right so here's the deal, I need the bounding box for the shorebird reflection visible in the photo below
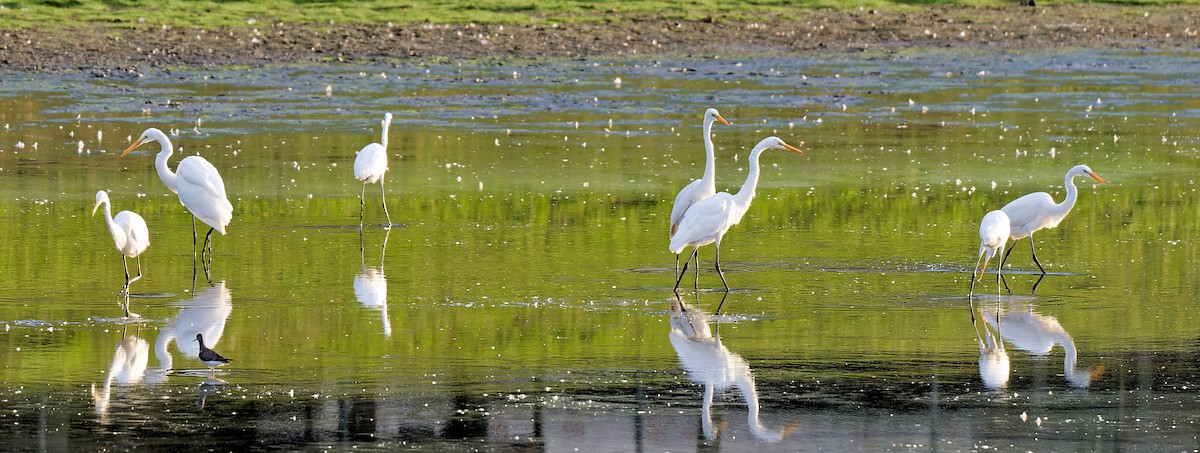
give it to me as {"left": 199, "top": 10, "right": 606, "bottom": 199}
{"left": 151, "top": 281, "right": 233, "bottom": 381}
{"left": 980, "top": 302, "right": 1104, "bottom": 388}
{"left": 668, "top": 293, "right": 798, "bottom": 443}
{"left": 197, "top": 377, "right": 227, "bottom": 411}
{"left": 91, "top": 326, "right": 150, "bottom": 423}
{"left": 355, "top": 229, "right": 391, "bottom": 337}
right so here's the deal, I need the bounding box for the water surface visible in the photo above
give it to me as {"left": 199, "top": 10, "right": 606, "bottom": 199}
{"left": 1, "top": 50, "right": 1199, "bottom": 450}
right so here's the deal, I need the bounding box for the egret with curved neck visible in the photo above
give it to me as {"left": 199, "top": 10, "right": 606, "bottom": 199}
{"left": 970, "top": 210, "right": 1009, "bottom": 296}
{"left": 669, "top": 108, "right": 730, "bottom": 276}
{"left": 354, "top": 112, "right": 394, "bottom": 229}
{"left": 670, "top": 136, "right": 803, "bottom": 291}
{"left": 122, "top": 128, "right": 232, "bottom": 273}
{"left": 999, "top": 164, "right": 1106, "bottom": 274}
{"left": 92, "top": 190, "right": 150, "bottom": 317}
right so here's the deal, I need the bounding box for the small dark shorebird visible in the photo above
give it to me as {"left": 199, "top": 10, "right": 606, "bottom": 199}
{"left": 193, "top": 333, "right": 231, "bottom": 377}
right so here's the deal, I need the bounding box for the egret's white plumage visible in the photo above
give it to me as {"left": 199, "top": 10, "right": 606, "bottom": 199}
{"left": 354, "top": 112, "right": 393, "bottom": 227}
{"left": 92, "top": 190, "right": 149, "bottom": 316}
{"left": 122, "top": 128, "right": 232, "bottom": 262}
{"left": 970, "top": 210, "right": 1009, "bottom": 296}
{"left": 668, "top": 108, "right": 730, "bottom": 277}
{"left": 999, "top": 164, "right": 1106, "bottom": 273}
{"left": 93, "top": 190, "right": 150, "bottom": 260}
{"left": 670, "top": 136, "right": 803, "bottom": 291}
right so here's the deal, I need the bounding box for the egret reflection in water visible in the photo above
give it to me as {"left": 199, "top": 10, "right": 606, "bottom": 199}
{"left": 355, "top": 229, "right": 391, "bottom": 337}
{"left": 152, "top": 281, "right": 233, "bottom": 379}
{"left": 91, "top": 326, "right": 150, "bottom": 423}
{"left": 668, "top": 293, "right": 798, "bottom": 443}
{"left": 980, "top": 302, "right": 1105, "bottom": 388}
{"left": 970, "top": 297, "right": 1010, "bottom": 390}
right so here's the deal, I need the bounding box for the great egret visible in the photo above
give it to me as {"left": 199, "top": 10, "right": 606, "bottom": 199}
{"left": 122, "top": 128, "right": 233, "bottom": 268}
{"left": 92, "top": 190, "right": 150, "bottom": 315}
{"left": 354, "top": 112, "right": 394, "bottom": 228}
{"left": 669, "top": 108, "right": 730, "bottom": 276}
{"left": 970, "top": 210, "right": 1009, "bottom": 296}
{"left": 194, "top": 333, "right": 230, "bottom": 378}
{"left": 670, "top": 136, "right": 803, "bottom": 291}
{"left": 1000, "top": 164, "right": 1106, "bottom": 273}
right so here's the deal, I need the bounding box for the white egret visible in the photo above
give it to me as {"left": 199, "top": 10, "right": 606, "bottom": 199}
{"left": 122, "top": 128, "right": 232, "bottom": 268}
{"left": 970, "top": 210, "right": 1009, "bottom": 296}
{"left": 670, "top": 136, "right": 803, "bottom": 291}
{"left": 354, "top": 112, "right": 394, "bottom": 228}
{"left": 669, "top": 108, "right": 730, "bottom": 276}
{"left": 194, "top": 333, "right": 230, "bottom": 378}
{"left": 92, "top": 190, "right": 150, "bottom": 315}
{"left": 1000, "top": 164, "right": 1106, "bottom": 273}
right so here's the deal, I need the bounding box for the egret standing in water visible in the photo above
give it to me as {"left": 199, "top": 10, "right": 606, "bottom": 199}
{"left": 970, "top": 210, "right": 1010, "bottom": 296}
{"left": 354, "top": 112, "right": 394, "bottom": 229}
{"left": 670, "top": 136, "right": 804, "bottom": 291}
{"left": 999, "top": 164, "right": 1107, "bottom": 273}
{"left": 122, "top": 128, "right": 232, "bottom": 271}
{"left": 92, "top": 190, "right": 150, "bottom": 317}
{"left": 669, "top": 108, "right": 730, "bottom": 276}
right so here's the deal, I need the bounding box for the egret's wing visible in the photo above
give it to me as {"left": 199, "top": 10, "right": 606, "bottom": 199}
{"left": 1000, "top": 192, "right": 1053, "bottom": 230}
{"left": 354, "top": 143, "right": 388, "bottom": 182}
{"left": 669, "top": 178, "right": 708, "bottom": 236}
{"left": 176, "top": 156, "right": 233, "bottom": 233}
{"left": 669, "top": 194, "right": 734, "bottom": 253}
{"left": 115, "top": 211, "right": 151, "bottom": 254}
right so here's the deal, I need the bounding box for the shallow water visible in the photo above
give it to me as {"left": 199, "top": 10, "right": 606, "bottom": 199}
{"left": 1, "top": 49, "right": 1199, "bottom": 450}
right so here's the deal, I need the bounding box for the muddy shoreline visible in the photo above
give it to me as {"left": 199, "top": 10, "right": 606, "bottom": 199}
{"left": 2, "top": 4, "right": 1198, "bottom": 72}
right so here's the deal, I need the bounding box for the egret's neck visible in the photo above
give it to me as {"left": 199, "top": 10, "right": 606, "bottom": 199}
{"left": 701, "top": 118, "right": 717, "bottom": 187}
{"left": 739, "top": 372, "right": 782, "bottom": 442}
{"left": 381, "top": 120, "right": 391, "bottom": 150}
{"left": 1056, "top": 172, "right": 1081, "bottom": 217}
{"left": 154, "top": 138, "right": 179, "bottom": 194}
{"left": 733, "top": 150, "right": 764, "bottom": 206}
{"left": 100, "top": 200, "right": 117, "bottom": 231}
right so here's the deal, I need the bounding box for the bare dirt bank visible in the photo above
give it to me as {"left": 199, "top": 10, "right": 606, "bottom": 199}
{"left": 2, "top": 4, "right": 1198, "bottom": 72}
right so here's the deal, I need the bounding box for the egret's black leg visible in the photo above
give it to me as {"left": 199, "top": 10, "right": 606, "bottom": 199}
{"left": 201, "top": 228, "right": 215, "bottom": 282}
{"left": 1000, "top": 238, "right": 1017, "bottom": 269}
{"left": 1028, "top": 235, "right": 1046, "bottom": 274}
{"left": 714, "top": 245, "right": 729, "bottom": 292}
{"left": 359, "top": 182, "right": 367, "bottom": 228}
{"left": 675, "top": 254, "right": 680, "bottom": 279}
{"left": 693, "top": 254, "right": 701, "bottom": 291}
{"left": 674, "top": 248, "right": 698, "bottom": 292}
{"left": 192, "top": 216, "right": 198, "bottom": 256}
